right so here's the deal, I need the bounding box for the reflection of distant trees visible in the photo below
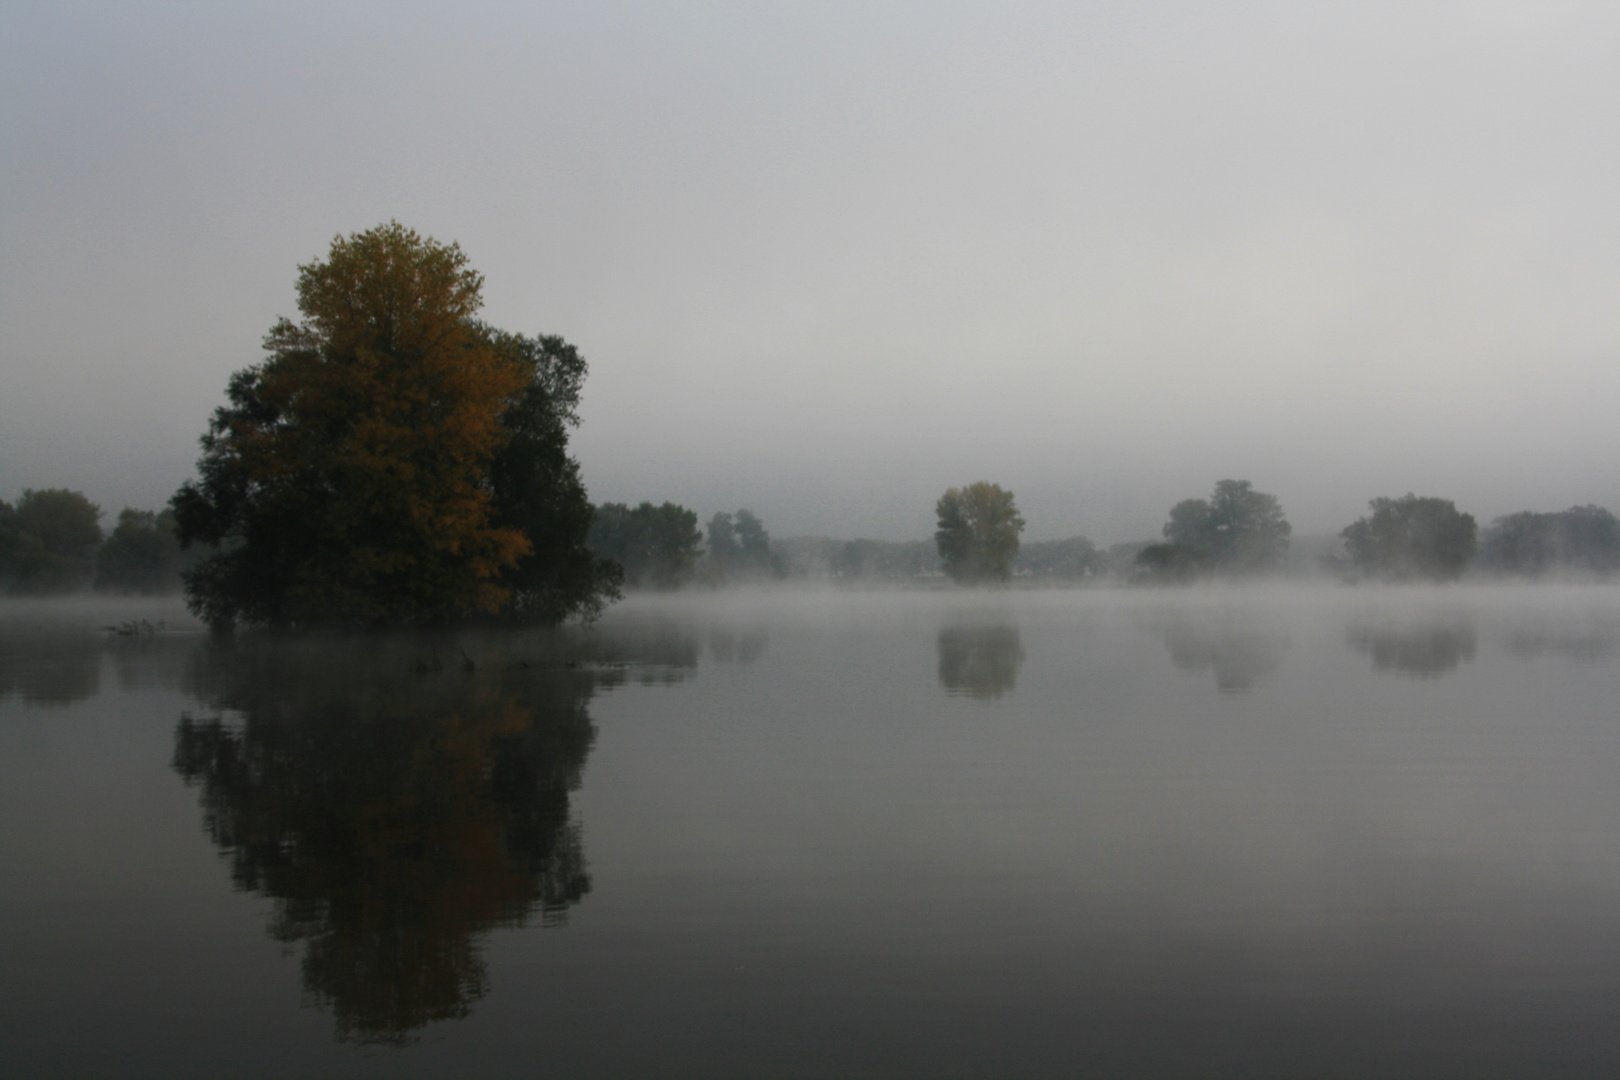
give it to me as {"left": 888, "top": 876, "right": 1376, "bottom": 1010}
{"left": 938, "top": 624, "right": 1025, "bottom": 699}
{"left": 576, "top": 618, "right": 702, "bottom": 686}
{"left": 709, "top": 627, "right": 768, "bottom": 665}
{"left": 172, "top": 629, "right": 688, "bottom": 1046}
{"left": 0, "top": 627, "right": 197, "bottom": 706}
{"left": 1504, "top": 621, "right": 1618, "bottom": 664}
{"left": 1348, "top": 619, "right": 1477, "bottom": 677}
{"left": 1161, "top": 619, "right": 1289, "bottom": 693}
{"left": 0, "top": 631, "right": 102, "bottom": 706}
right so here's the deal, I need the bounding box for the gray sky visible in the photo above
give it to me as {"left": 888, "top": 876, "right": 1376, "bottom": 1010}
{"left": 2, "top": 2, "right": 1616, "bottom": 543}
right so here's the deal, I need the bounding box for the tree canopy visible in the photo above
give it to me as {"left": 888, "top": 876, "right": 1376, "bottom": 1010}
{"left": 935, "top": 482, "right": 1025, "bottom": 583}
{"left": 484, "top": 333, "right": 622, "bottom": 621}
{"left": 1341, "top": 494, "right": 1476, "bottom": 581}
{"left": 705, "top": 509, "right": 779, "bottom": 581}
{"left": 589, "top": 501, "right": 703, "bottom": 589}
{"left": 1479, "top": 505, "right": 1620, "bottom": 578}
{"left": 171, "top": 223, "right": 618, "bottom": 630}
{"left": 1138, "top": 479, "right": 1290, "bottom": 580}
{"left": 0, "top": 489, "right": 102, "bottom": 594}
{"left": 94, "top": 507, "right": 184, "bottom": 594}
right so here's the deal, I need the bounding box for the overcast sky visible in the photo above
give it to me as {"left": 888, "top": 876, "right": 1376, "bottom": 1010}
{"left": 2, "top": 2, "right": 1616, "bottom": 542}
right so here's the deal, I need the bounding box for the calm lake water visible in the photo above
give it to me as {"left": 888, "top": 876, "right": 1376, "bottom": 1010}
{"left": 3, "top": 586, "right": 1620, "bottom": 1078}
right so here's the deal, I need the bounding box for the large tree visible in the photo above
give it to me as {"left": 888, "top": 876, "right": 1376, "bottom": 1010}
{"left": 704, "top": 508, "right": 778, "bottom": 581}
{"left": 1138, "top": 479, "right": 1290, "bottom": 580}
{"left": 1341, "top": 494, "right": 1476, "bottom": 581}
{"left": 171, "top": 223, "right": 617, "bottom": 630}
{"left": 935, "top": 482, "right": 1025, "bottom": 583}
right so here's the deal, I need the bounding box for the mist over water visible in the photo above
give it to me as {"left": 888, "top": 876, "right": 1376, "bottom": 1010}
{"left": 4, "top": 4, "right": 1617, "bottom": 1074}
{"left": 5, "top": 584, "right": 1620, "bottom": 1076}
{"left": 5, "top": 5, "right": 1618, "bottom": 539}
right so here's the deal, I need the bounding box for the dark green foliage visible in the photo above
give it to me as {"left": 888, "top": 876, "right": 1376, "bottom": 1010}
{"left": 1341, "top": 494, "right": 1476, "bottom": 581}
{"left": 705, "top": 509, "right": 780, "bottom": 581}
{"left": 170, "top": 224, "right": 615, "bottom": 630}
{"left": 485, "top": 332, "right": 623, "bottom": 622}
{"left": 588, "top": 501, "right": 703, "bottom": 589}
{"left": 935, "top": 482, "right": 1025, "bottom": 583}
{"left": 170, "top": 365, "right": 317, "bottom": 629}
{"left": 1479, "top": 505, "right": 1620, "bottom": 578}
{"left": 94, "top": 508, "right": 185, "bottom": 594}
{"left": 172, "top": 634, "right": 602, "bottom": 1044}
{"left": 0, "top": 500, "right": 22, "bottom": 590}
{"left": 0, "top": 489, "right": 103, "bottom": 594}
{"left": 1140, "top": 480, "right": 1290, "bottom": 581}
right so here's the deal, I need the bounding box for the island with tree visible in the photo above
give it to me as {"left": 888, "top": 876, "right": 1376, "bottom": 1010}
{"left": 168, "top": 223, "right": 620, "bottom": 631}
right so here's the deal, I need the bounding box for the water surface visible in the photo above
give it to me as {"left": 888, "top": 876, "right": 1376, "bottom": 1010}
{"left": 3, "top": 587, "right": 1619, "bottom": 1077}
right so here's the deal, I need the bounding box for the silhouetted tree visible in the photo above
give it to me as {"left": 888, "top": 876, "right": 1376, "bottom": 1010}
{"left": 1479, "top": 505, "right": 1620, "bottom": 578}
{"left": 484, "top": 332, "right": 622, "bottom": 621}
{"left": 94, "top": 508, "right": 183, "bottom": 594}
{"left": 170, "top": 223, "right": 616, "bottom": 630}
{"left": 0, "top": 489, "right": 102, "bottom": 594}
{"left": 935, "top": 482, "right": 1025, "bottom": 583}
{"left": 589, "top": 501, "right": 703, "bottom": 588}
{"left": 0, "top": 499, "right": 23, "bottom": 592}
{"left": 1138, "top": 480, "right": 1290, "bottom": 581}
{"left": 1341, "top": 494, "right": 1476, "bottom": 581}
{"left": 1134, "top": 540, "right": 1206, "bottom": 584}
{"left": 704, "top": 509, "right": 779, "bottom": 581}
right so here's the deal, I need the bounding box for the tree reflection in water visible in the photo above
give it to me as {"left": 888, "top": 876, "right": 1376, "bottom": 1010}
{"left": 1348, "top": 617, "right": 1477, "bottom": 677}
{"left": 0, "top": 626, "right": 195, "bottom": 706}
{"left": 0, "top": 630, "right": 103, "bottom": 706}
{"left": 172, "top": 629, "right": 692, "bottom": 1045}
{"left": 1156, "top": 612, "right": 1290, "bottom": 693}
{"left": 1504, "top": 619, "right": 1618, "bottom": 664}
{"left": 937, "top": 623, "right": 1025, "bottom": 699}
{"left": 709, "top": 626, "right": 769, "bottom": 665}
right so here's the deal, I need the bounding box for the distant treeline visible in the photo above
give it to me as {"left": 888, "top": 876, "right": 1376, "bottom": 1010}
{"left": 0, "top": 489, "right": 198, "bottom": 596}
{"left": 8, "top": 482, "right": 1617, "bottom": 600}
{"left": 584, "top": 484, "right": 1620, "bottom": 591}
{"left": 586, "top": 502, "right": 782, "bottom": 589}
{"left": 1135, "top": 483, "right": 1620, "bottom": 584}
